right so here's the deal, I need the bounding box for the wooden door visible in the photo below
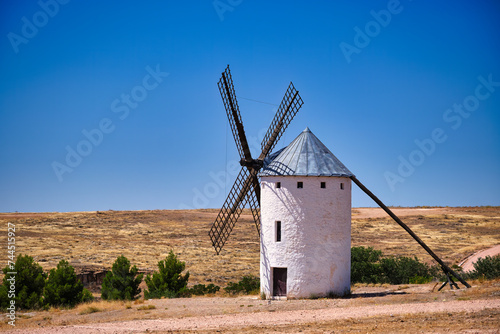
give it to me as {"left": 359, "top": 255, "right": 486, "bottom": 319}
{"left": 273, "top": 268, "right": 287, "bottom": 296}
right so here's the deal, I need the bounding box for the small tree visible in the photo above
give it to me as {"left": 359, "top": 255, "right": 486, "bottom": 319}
{"left": 144, "top": 251, "right": 190, "bottom": 299}
{"left": 1, "top": 255, "right": 46, "bottom": 309}
{"left": 44, "top": 260, "right": 93, "bottom": 307}
{"left": 101, "top": 255, "right": 143, "bottom": 301}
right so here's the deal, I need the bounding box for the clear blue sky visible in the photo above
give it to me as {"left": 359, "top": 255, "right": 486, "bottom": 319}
{"left": 1, "top": 1, "right": 499, "bottom": 212}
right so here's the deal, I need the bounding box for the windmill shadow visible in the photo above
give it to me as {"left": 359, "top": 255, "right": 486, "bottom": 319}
{"left": 260, "top": 161, "right": 295, "bottom": 176}
{"left": 348, "top": 290, "right": 407, "bottom": 299}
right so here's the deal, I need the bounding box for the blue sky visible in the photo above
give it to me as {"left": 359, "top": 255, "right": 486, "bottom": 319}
{"left": 1, "top": 1, "right": 499, "bottom": 212}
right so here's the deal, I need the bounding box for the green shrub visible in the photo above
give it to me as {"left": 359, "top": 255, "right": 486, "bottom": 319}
{"left": 351, "top": 246, "right": 383, "bottom": 284}
{"left": 224, "top": 275, "right": 260, "bottom": 295}
{"left": 81, "top": 288, "right": 94, "bottom": 303}
{"left": 468, "top": 255, "right": 500, "bottom": 280}
{"left": 144, "top": 251, "right": 190, "bottom": 299}
{"left": 101, "top": 255, "right": 143, "bottom": 301}
{"left": 350, "top": 246, "right": 438, "bottom": 285}
{"left": 44, "top": 260, "right": 93, "bottom": 307}
{"left": 409, "top": 275, "right": 434, "bottom": 284}
{"left": 0, "top": 255, "right": 46, "bottom": 310}
{"left": 189, "top": 283, "right": 220, "bottom": 296}
{"left": 380, "top": 256, "right": 434, "bottom": 285}
{"left": 0, "top": 285, "right": 7, "bottom": 309}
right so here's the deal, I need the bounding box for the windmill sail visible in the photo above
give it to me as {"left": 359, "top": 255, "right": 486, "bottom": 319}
{"left": 208, "top": 66, "right": 303, "bottom": 254}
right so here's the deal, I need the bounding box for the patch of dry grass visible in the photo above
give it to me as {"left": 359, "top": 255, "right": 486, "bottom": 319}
{"left": 79, "top": 305, "right": 102, "bottom": 315}
{"left": 74, "top": 300, "right": 125, "bottom": 315}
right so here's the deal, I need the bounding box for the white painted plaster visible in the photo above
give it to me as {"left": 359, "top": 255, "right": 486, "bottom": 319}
{"left": 260, "top": 176, "right": 351, "bottom": 299}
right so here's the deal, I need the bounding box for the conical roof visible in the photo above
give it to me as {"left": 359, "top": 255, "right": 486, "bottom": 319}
{"left": 259, "top": 127, "right": 353, "bottom": 177}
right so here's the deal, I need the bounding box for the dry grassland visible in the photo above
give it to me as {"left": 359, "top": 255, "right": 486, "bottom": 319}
{"left": 0, "top": 207, "right": 499, "bottom": 333}
{"left": 1, "top": 207, "right": 498, "bottom": 287}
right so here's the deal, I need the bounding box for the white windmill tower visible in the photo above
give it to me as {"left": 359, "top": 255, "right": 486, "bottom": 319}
{"left": 208, "top": 65, "right": 470, "bottom": 300}
{"left": 258, "top": 127, "right": 353, "bottom": 298}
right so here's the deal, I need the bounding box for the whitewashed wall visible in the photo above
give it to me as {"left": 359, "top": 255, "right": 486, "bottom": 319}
{"left": 260, "top": 176, "right": 351, "bottom": 299}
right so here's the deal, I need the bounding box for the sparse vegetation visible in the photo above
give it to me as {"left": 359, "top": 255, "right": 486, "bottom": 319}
{"left": 189, "top": 283, "right": 220, "bottom": 296}
{"left": 224, "top": 275, "right": 260, "bottom": 295}
{"left": 101, "top": 255, "right": 143, "bottom": 301}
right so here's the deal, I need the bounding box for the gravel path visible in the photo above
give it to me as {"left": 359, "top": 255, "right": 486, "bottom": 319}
{"left": 6, "top": 299, "right": 499, "bottom": 334}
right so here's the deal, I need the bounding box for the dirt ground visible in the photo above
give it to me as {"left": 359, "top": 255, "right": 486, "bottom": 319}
{"left": 2, "top": 279, "right": 499, "bottom": 333}
{"left": 0, "top": 207, "right": 499, "bottom": 333}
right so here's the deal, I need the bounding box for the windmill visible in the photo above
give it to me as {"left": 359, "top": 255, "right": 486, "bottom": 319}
{"left": 209, "top": 65, "right": 469, "bottom": 293}
{"left": 208, "top": 65, "right": 303, "bottom": 255}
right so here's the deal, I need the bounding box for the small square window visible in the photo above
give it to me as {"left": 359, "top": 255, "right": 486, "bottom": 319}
{"left": 340, "top": 183, "right": 344, "bottom": 190}
{"left": 320, "top": 182, "right": 326, "bottom": 189}
{"left": 297, "top": 181, "right": 303, "bottom": 189}
{"left": 276, "top": 182, "right": 281, "bottom": 189}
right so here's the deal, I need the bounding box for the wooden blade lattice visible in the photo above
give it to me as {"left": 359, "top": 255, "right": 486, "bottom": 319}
{"left": 208, "top": 167, "right": 258, "bottom": 254}
{"left": 247, "top": 177, "right": 261, "bottom": 235}
{"left": 218, "top": 66, "right": 252, "bottom": 162}
{"left": 209, "top": 67, "right": 303, "bottom": 255}
{"left": 260, "top": 82, "right": 303, "bottom": 158}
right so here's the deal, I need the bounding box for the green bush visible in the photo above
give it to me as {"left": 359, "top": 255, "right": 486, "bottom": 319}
{"left": 0, "top": 255, "right": 46, "bottom": 310}
{"left": 144, "top": 251, "right": 190, "bottom": 299}
{"left": 380, "top": 256, "right": 434, "bottom": 285}
{"left": 224, "top": 275, "right": 260, "bottom": 295}
{"left": 350, "top": 246, "right": 438, "bottom": 285}
{"left": 44, "top": 260, "right": 93, "bottom": 307}
{"left": 468, "top": 255, "right": 500, "bottom": 280}
{"left": 81, "top": 288, "right": 94, "bottom": 303}
{"left": 101, "top": 255, "right": 143, "bottom": 301}
{"left": 189, "top": 283, "right": 220, "bottom": 296}
{"left": 0, "top": 285, "right": 7, "bottom": 309}
{"left": 351, "top": 246, "right": 384, "bottom": 284}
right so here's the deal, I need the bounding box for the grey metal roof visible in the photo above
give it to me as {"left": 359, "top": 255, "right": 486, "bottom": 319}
{"left": 259, "top": 127, "right": 353, "bottom": 177}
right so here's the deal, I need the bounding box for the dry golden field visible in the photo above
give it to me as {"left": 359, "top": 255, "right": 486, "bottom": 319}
{"left": 0, "top": 206, "right": 499, "bottom": 287}
{"left": 0, "top": 207, "right": 499, "bottom": 333}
